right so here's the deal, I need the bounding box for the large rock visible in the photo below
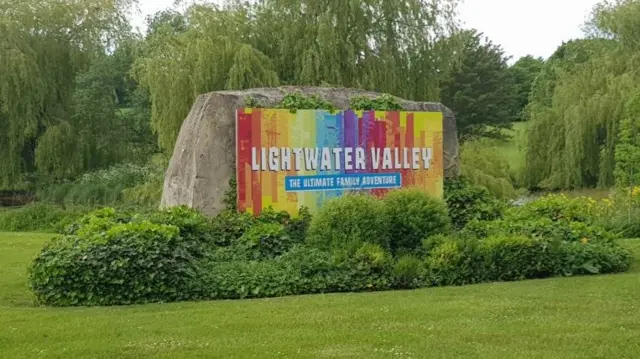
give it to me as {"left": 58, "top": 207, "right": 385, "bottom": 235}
{"left": 160, "top": 86, "right": 459, "bottom": 217}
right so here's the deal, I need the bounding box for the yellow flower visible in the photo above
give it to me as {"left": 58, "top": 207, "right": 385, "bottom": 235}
{"left": 580, "top": 237, "right": 589, "bottom": 244}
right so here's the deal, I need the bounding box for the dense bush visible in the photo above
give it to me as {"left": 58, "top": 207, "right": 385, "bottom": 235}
{"left": 29, "top": 221, "right": 202, "bottom": 306}
{"left": 424, "top": 234, "right": 632, "bottom": 287}
{"left": 198, "top": 243, "right": 394, "bottom": 300}
{"left": 307, "top": 194, "right": 388, "bottom": 251}
{"left": 237, "top": 222, "right": 295, "bottom": 260}
{"left": 444, "top": 177, "right": 505, "bottom": 229}
{"left": 0, "top": 203, "right": 86, "bottom": 233}
{"left": 459, "top": 139, "right": 518, "bottom": 199}
{"left": 26, "top": 190, "right": 636, "bottom": 307}
{"left": 382, "top": 188, "right": 450, "bottom": 254}
{"left": 465, "top": 217, "right": 618, "bottom": 244}
{"left": 37, "top": 162, "right": 158, "bottom": 207}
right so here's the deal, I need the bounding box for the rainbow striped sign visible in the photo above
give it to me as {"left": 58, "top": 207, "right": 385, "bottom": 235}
{"left": 236, "top": 108, "right": 443, "bottom": 215}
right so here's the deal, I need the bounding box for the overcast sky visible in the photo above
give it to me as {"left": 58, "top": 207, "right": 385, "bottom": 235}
{"left": 131, "top": 0, "right": 602, "bottom": 61}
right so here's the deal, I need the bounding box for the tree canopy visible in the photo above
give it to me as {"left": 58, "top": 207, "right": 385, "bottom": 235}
{"left": 439, "top": 29, "right": 518, "bottom": 141}
{"left": 524, "top": 0, "right": 640, "bottom": 190}
{"left": 133, "top": 0, "right": 462, "bottom": 151}
{"left": 0, "top": 0, "right": 135, "bottom": 188}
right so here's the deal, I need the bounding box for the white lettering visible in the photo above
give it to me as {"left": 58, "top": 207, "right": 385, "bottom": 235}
{"left": 403, "top": 148, "right": 411, "bottom": 169}
{"left": 422, "top": 148, "right": 432, "bottom": 169}
{"left": 251, "top": 147, "right": 260, "bottom": 170}
{"left": 332, "top": 148, "right": 343, "bottom": 170}
{"left": 344, "top": 147, "right": 353, "bottom": 170}
{"left": 293, "top": 148, "right": 303, "bottom": 171}
{"left": 303, "top": 148, "right": 318, "bottom": 171}
{"left": 412, "top": 148, "right": 420, "bottom": 169}
{"left": 382, "top": 148, "right": 393, "bottom": 169}
{"left": 269, "top": 147, "right": 279, "bottom": 171}
{"left": 371, "top": 148, "right": 381, "bottom": 170}
{"left": 281, "top": 148, "right": 291, "bottom": 171}
{"left": 355, "top": 148, "right": 366, "bottom": 170}
{"left": 393, "top": 148, "right": 402, "bottom": 169}
{"left": 320, "top": 148, "right": 332, "bottom": 171}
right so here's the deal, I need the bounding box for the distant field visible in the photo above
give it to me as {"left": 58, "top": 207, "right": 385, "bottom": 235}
{"left": 499, "top": 121, "right": 528, "bottom": 175}
{"left": 1, "top": 232, "right": 639, "bottom": 359}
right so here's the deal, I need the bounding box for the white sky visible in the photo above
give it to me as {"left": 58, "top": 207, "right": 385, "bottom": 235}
{"left": 131, "top": 0, "right": 602, "bottom": 61}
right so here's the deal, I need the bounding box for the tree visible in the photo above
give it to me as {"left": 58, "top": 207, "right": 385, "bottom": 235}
{"left": 439, "top": 29, "right": 519, "bottom": 141}
{"left": 508, "top": 55, "right": 544, "bottom": 120}
{"left": 134, "top": 0, "right": 462, "bottom": 152}
{"left": 523, "top": 0, "right": 640, "bottom": 190}
{"left": 0, "top": 0, "right": 134, "bottom": 188}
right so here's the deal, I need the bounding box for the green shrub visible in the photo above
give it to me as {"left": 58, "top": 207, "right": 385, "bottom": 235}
{"left": 459, "top": 139, "right": 518, "bottom": 199}
{"left": 425, "top": 238, "right": 486, "bottom": 286}
{"left": 307, "top": 193, "right": 388, "bottom": 251}
{"left": 197, "top": 243, "right": 394, "bottom": 300}
{"left": 29, "top": 221, "right": 202, "bottom": 306}
{"left": 382, "top": 188, "right": 450, "bottom": 254}
{"left": 512, "top": 194, "right": 597, "bottom": 223}
{"left": 145, "top": 206, "right": 214, "bottom": 243}
{"left": 237, "top": 222, "right": 294, "bottom": 260}
{"left": 210, "top": 210, "right": 257, "bottom": 247}
{"left": 466, "top": 217, "right": 618, "bottom": 244}
{"left": 444, "top": 177, "right": 504, "bottom": 229}
{"left": 479, "top": 235, "right": 561, "bottom": 281}
{"left": 38, "top": 162, "right": 156, "bottom": 207}
{"left": 424, "top": 234, "right": 632, "bottom": 288}
{"left": 598, "top": 208, "right": 640, "bottom": 239}
{"left": 63, "top": 207, "right": 134, "bottom": 236}
{"left": 257, "top": 206, "right": 313, "bottom": 243}
{"left": 561, "top": 241, "right": 633, "bottom": 275}
{"left": 0, "top": 203, "right": 86, "bottom": 233}
{"left": 392, "top": 255, "right": 425, "bottom": 289}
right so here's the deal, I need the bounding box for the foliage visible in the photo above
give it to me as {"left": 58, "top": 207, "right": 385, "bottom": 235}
{"left": 508, "top": 55, "right": 545, "bottom": 120}
{"left": 424, "top": 234, "right": 632, "bottom": 287}
{"left": 524, "top": 1, "right": 640, "bottom": 190}
{"left": 209, "top": 210, "right": 257, "bottom": 247}
{"left": 392, "top": 254, "right": 425, "bottom": 289}
{"left": 276, "top": 91, "right": 336, "bottom": 112}
{"left": 0, "top": 0, "right": 138, "bottom": 189}
{"left": 134, "top": 0, "right": 461, "bottom": 152}
{"left": 444, "top": 177, "right": 505, "bottom": 229}
{"left": 37, "top": 162, "right": 158, "bottom": 207}
{"left": 382, "top": 188, "right": 450, "bottom": 254}
{"left": 613, "top": 90, "right": 640, "bottom": 190}
{"left": 439, "top": 29, "right": 519, "bottom": 141}
{"left": 460, "top": 139, "right": 519, "bottom": 198}
{"left": 29, "top": 221, "right": 202, "bottom": 306}
{"left": 306, "top": 193, "right": 388, "bottom": 252}
{"left": 0, "top": 203, "right": 86, "bottom": 233}
{"left": 144, "top": 206, "right": 215, "bottom": 244}
{"left": 198, "top": 243, "right": 393, "bottom": 300}
{"left": 237, "top": 222, "right": 295, "bottom": 260}
{"left": 349, "top": 94, "right": 402, "bottom": 111}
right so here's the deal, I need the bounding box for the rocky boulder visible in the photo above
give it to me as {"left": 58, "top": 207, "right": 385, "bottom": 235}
{"left": 160, "top": 86, "right": 459, "bottom": 217}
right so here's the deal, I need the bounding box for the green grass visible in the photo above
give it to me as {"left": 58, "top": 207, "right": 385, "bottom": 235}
{"left": 1, "top": 233, "right": 640, "bottom": 359}
{"left": 0, "top": 234, "right": 640, "bottom": 359}
{"left": 498, "top": 121, "right": 528, "bottom": 174}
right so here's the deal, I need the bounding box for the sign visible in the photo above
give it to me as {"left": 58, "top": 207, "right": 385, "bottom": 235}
{"left": 236, "top": 108, "right": 443, "bottom": 215}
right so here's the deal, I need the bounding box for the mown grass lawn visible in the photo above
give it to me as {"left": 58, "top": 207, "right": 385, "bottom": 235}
{"left": 1, "top": 233, "right": 639, "bottom": 359}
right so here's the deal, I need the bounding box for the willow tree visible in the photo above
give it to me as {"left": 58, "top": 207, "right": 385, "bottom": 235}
{"left": 0, "top": 0, "right": 133, "bottom": 188}
{"left": 135, "top": 0, "right": 461, "bottom": 152}
{"left": 524, "top": 0, "right": 640, "bottom": 190}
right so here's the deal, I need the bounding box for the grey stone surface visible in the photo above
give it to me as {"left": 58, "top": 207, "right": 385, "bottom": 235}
{"left": 160, "top": 86, "right": 459, "bottom": 216}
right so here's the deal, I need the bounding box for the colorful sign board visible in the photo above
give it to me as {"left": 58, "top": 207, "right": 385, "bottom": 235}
{"left": 236, "top": 108, "right": 443, "bottom": 215}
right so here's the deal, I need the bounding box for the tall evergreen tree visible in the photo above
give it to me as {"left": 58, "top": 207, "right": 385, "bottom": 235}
{"left": 439, "top": 29, "right": 518, "bottom": 141}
